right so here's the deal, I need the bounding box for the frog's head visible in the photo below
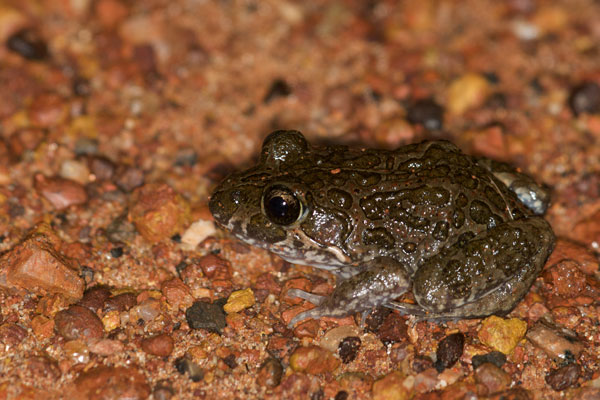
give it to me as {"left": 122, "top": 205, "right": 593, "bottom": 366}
{"left": 209, "top": 130, "right": 351, "bottom": 267}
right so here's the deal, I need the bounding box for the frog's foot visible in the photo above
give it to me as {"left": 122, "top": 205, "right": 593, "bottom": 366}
{"left": 287, "top": 257, "right": 410, "bottom": 328}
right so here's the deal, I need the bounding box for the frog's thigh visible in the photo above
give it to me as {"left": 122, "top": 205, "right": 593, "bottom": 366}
{"left": 287, "top": 257, "right": 411, "bottom": 327}
{"left": 411, "top": 217, "right": 555, "bottom": 318}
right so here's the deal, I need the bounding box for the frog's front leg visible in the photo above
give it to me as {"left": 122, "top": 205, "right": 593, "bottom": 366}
{"left": 287, "top": 257, "right": 411, "bottom": 327}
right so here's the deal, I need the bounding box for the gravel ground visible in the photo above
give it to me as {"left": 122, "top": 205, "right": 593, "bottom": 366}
{"left": 1, "top": 0, "right": 600, "bottom": 399}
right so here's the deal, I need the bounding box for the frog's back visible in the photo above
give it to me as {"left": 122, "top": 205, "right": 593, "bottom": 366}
{"left": 280, "top": 140, "right": 530, "bottom": 274}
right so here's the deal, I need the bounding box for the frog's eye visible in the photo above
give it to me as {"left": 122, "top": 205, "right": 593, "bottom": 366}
{"left": 262, "top": 185, "right": 303, "bottom": 226}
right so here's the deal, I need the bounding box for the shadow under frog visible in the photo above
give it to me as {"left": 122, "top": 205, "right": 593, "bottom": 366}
{"left": 209, "top": 130, "right": 555, "bottom": 327}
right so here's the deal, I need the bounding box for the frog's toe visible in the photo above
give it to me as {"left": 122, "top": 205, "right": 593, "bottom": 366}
{"left": 286, "top": 288, "right": 326, "bottom": 305}
{"left": 288, "top": 306, "right": 328, "bottom": 328}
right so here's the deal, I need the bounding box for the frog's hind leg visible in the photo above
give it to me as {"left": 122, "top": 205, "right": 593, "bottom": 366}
{"left": 287, "top": 257, "right": 411, "bottom": 328}
{"left": 410, "top": 216, "right": 555, "bottom": 319}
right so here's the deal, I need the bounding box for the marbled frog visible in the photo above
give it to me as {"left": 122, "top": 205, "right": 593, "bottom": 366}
{"left": 209, "top": 130, "right": 555, "bottom": 326}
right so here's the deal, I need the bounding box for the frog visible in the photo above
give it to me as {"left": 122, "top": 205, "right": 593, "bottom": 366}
{"left": 209, "top": 130, "right": 555, "bottom": 327}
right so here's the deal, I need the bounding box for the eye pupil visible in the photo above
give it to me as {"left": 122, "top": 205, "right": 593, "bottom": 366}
{"left": 263, "top": 185, "right": 302, "bottom": 225}
{"left": 268, "top": 196, "right": 289, "bottom": 218}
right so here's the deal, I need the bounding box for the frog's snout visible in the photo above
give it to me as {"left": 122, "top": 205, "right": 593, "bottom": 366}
{"left": 208, "top": 189, "right": 236, "bottom": 227}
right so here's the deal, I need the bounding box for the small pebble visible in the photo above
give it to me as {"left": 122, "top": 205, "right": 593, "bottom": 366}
{"left": 186, "top": 300, "right": 227, "bottom": 334}
{"left": 412, "top": 355, "right": 434, "bottom": 373}
{"left": 63, "top": 340, "right": 90, "bottom": 364}
{"left": 263, "top": 78, "right": 292, "bottom": 103}
{"left": 526, "top": 322, "right": 584, "bottom": 361}
{"left": 545, "top": 363, "right": 580, "bottom": 391}
{"left": 34, "top": 174, "right": 88, "bottom": 210}
{"left": 407, "top": 98, "right": 444, "bottom": 131}
{"left": 478, "top": 316, "right": 527, "bottom": 354}
{"left": 129, "top": 183, "right": 191, "bottom": 243}
{"left": 434, "top": 332, "right": 465, "bottom": 372}
{"left": 104, "top": 292, "right": 137, "bottom": 312}
{"left": 447, "top": 73, "right": 490, "bottom": 115}
{"left": 6, "top": 28, "right": 48, "bottom": 60}
{"left": 223, "top": 288, "right": 255, "bottom": 314}
{"left": 289, "top": 345, "right": 340, "bottom": 375}
{"left": 568, "top": 81, "right": 600, "bottom": 116}
{"left": 70, "top": 366, "right": 150, "bottom": 399}
{"left": 74, "top": 137, "right": 99, "bottom": 156}
{"left": 376, "top": 312, "right": 408, "bottom": 344}
{"left": 161, "top": 278, "right": 193, "bottom": 310}
{"left": 180, "top": 219, "right": 216, "bottom": 250}
{"left": 59, "top": 160, "right": 90, "bottom": 185}
{"left": 365, "top": 307, "right": 391, "bottom": 332}
{"left": 115, "top": 166, "right": 144, "bottom": 191}
{"left": 338, "top": 336, "right": 361, "bottom": 363}
{"left": 141, "top": 333, "right": 174, "bottom": 357}
{"left": 78, "top": 286, "right": 112, "bottom": 312}
{"left": 54, "top": 305, "right": 104, "bottom": 341}
{"left": 129, "top": 298, "right": 161, "bottom": 323}
{"left": 87, "top": 338, "right": 124, "bottom": 356}
{"left": 0, "top": 223, "right": 84, "bottom": 300}
{"left": 0, "top": 323, "right": 27, "bottom": 347}
{"left": 110, "top": 247, "right": 124, "bottom": 258}
{"left": 174, "top": 356, "right": 204, "bottom": 382}
{"left": 471, "top": 351, "right": 507, "bottom": 369}
{"left": 319, "top": 325, "right": 360, "bottom": 352}
{"left": 372, "top": 371, "right": 409, "bottom": 400}
{"left": 256, "top": 357, "right": 283, "bottom": 388}
{"left": 334, "top": 391, "right": 348, "bottom": 400}
{"left": 196, "top": 254, "right": 232, "bottom": 280}
{"left": 31, "top": 315, "right": 55, "bottom": 339}
{"left": 475, "top": 362, "right": 511, "bottom": 395}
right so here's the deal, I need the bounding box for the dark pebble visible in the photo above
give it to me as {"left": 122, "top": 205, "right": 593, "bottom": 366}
{"left": 170, "top": 233, "right": 181, "bottom": 243}
{"left": 104, "top": 292, "right": 137, "bottom": 312}
{"left": 412, "top": 354, "right": 434, "bottom": 373}
{"left": 485, "top": 92, "right": 508, "bottom": 109}
{"left": 72, "top": 77, "right": 91, "bottom": 97}
{"left": 110, "top": 247, "right": 124, "bottom": 258}
{"left": 545, "top": 363, "right": 580, "bottom": 391}
{"left": 256, "top": 357, "right": 283, "bottom": 388}
{"left": 311, "top": 389, "right": 324, "bottom": 400}
{"left": 472, "top": 351, "right": 507, "bottom": 369}
{"left": 6, "top": 29, "right": 48, "bottom": 61}
{"left": 568, "top": 82, "right": 600, "bottom": 116}
{"left": 407, "top": 98, "right": 444, "bottom": 131}
{"left": 74, "top": 137, "right": 99, "bottom": 156}
{"left": 222, "top": 354, "right": 237, "bottom": 369}
{"left": 174, "top": 356, "right": 204, "bottom": 382}
{"left": 54, "top": 305, "right": 104, "bottom": 341}
{"left": 338, "top": 336, "right": 361, "bottom": 363}
{"left": 185, "top": 300, "right": 227, "bottom": 334}
{"left": 87, "top": 156, "right": 115, "bottom": 181}
{"left": 434, "top": 332, "right": 465, "bottom": 372}
{"left": 78, "top": 285, "right": 112, "bottom": 312}
{"left": 263, "top": 78, "right": 292, "bottom": 103}
{"left": 334, "top": 391, "right": 348, "bottom": 400}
